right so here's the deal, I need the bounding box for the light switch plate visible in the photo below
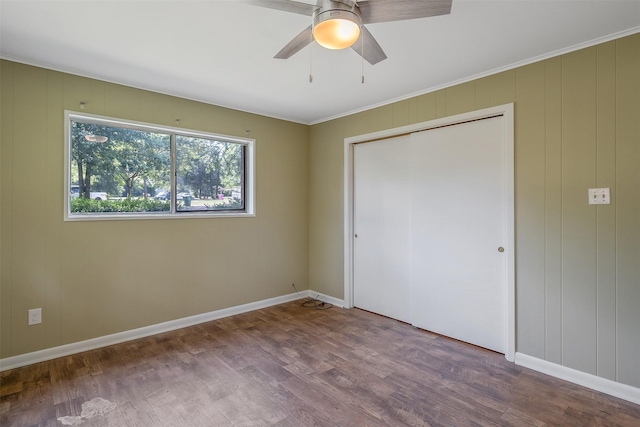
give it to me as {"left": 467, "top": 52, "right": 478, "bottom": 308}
{"left": 588, "top": 188, "right": 610, "bottom": 205}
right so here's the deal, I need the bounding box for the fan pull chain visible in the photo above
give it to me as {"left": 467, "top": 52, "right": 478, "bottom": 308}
{"left": 361, "top": 26, "right": 365, "bottom": 84}
{"left": 309, "top": 31, "right": 314, "bottom": 83}
{"left": 352, "top": 0, "right": 362, "bottom": 80}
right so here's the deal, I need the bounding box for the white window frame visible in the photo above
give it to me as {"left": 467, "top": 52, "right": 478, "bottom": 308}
{"left": 64, "top": 111, "right": 255, "bottom": 221}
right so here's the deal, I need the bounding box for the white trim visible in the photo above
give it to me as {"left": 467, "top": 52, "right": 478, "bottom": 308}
{"left": 312, "top": 27, "right": 640, "bottom": 125}
{"left": 6, "top": 291, "right": 638, "bottom": 406}
{"left": 0, "top": 291, "right": 308, "bottom": 372}
{"left": 5, "top": 28, "right": 638, "bottom": 127}
{"left": 0, "top": 55, "right": 309, "bottom": 126}
{"left": 309, "top": 290, "right": 346, "bottom": 308}
{"left": 344, "top": 104, "right": 516, "bottom": 362}
{"left": 515, "top": 353, "right": 640, "bottom": 405}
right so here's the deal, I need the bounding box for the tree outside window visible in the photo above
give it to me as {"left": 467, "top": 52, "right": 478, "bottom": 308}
{"left": 67, "top": 113, "right": 251, "bottom": 218}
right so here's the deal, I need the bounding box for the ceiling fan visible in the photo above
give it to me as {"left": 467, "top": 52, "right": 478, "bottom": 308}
{"left": 243, "top": 0, "right": 452, "bottom": 65}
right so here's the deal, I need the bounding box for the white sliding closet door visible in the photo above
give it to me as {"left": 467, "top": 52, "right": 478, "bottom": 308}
{"left": 353, "top": 135, "right": 412, "bottom": 323}
{"left": 352, "top": 115, "right": 509, "bottom": 354}
{"left": 410, "top": 117, "right": 507, "bottom": 353}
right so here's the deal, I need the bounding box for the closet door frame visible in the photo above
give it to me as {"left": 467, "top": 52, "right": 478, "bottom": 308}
{"left": 343, "top": 103, "right": 515, "bottom": 361}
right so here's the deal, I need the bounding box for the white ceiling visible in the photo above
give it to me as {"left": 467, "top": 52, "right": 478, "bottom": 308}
{"left": 1, "top": 0, "right": 639, "bottom": 124}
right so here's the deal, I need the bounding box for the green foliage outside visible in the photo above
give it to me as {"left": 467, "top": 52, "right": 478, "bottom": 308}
{"left": 201, "top": 199, "right": 243, "bottom": 210}
{"left": 71, "top": 197, "right": 170, "bottom": 213}
{"left": 71, "top": 121, "right": 170, "bottom": 199}
{"left": 176, "top": 135, "right": 242, "bottom": 199}
{"left": 70, "top": 119, "right": 245, "bottom": 213}
{"left": 71, "top": 197, "right": 241, "bottom": 213}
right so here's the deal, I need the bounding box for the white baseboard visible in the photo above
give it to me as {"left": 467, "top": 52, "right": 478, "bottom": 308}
{"left": 515, "top": 352, "right": 640, "bottom": 405}
{"left": 0, "top": 290, "right": 313, "bottom": 372}
{"left": 7, "top": 297, "right": 636, "bottom": 406}
{"left": 307, "top": 290, "right": 345, "bottom": 308}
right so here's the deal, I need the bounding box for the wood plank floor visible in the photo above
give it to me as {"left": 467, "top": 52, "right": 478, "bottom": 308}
{"left": 1, "top": 300, "right": 639, "bottom": 426}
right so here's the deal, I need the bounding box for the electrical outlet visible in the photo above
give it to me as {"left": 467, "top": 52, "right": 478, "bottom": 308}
{"left": 28, "top": 308, "right": 42, "bottom": 325}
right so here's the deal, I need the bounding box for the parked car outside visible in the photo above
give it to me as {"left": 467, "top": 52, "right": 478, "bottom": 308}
{"left": 155, "top": 190, "right": 170, "bottom": 200}
{"left": 153, "top": 191, "right": 197, "bottom": 201}
{"left": 177, "top": 192, "right": 195, "bottom": 200}
{"left": 70, "top": 185, "right": 107, "bottom": 201}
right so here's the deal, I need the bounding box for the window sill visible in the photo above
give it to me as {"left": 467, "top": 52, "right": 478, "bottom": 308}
{"left": 64, "top": 211, "right": 256, "bottom": 222}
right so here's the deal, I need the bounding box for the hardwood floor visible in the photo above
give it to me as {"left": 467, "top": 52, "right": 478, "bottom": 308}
{"left": 1, "top": 300, "right": 639, "bottom": 426}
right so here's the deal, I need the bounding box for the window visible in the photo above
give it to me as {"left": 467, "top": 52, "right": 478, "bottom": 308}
{"left": 65, "top": 111, "right": 255, "bottom": 220}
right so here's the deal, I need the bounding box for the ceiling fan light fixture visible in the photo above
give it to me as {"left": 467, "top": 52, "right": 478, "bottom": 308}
{"left": 313, "top": 9, "right": 361, "bottom": 50}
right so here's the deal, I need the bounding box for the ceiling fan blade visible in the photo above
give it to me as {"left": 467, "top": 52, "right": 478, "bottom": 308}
{"left": 358, "top": 0, "right": 452, "bottom": 24}
{"left": 274, "top": 25, "right": 314, "bottom": 59}
{"left": 351, "top": 25, "right": 387, "bottom": 65}
{"left": 334, "top": 0, "right": 357, "bottom": 7}
{"left": 240, "top": 0, "right": 318, "bottom": 16}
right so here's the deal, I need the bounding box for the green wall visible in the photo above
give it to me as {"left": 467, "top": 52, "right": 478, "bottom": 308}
{"left": 1, "top": 33, "right": 639, "bottom": 391}
{"left": 0, "top": 61, "right": 310, "bottom": 359}
{"left": 308, "top": 34, "right": 640, "bottom": 388}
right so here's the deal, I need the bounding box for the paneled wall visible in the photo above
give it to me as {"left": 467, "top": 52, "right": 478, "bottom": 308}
{"left": 309, "top": 34, "right": 639, "bottom": 387}
{"left": 1, "top": 34, "right": 638, "bottom": 391}
{"left": 0, "top": 61, "right": 310, "bottom": 359}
